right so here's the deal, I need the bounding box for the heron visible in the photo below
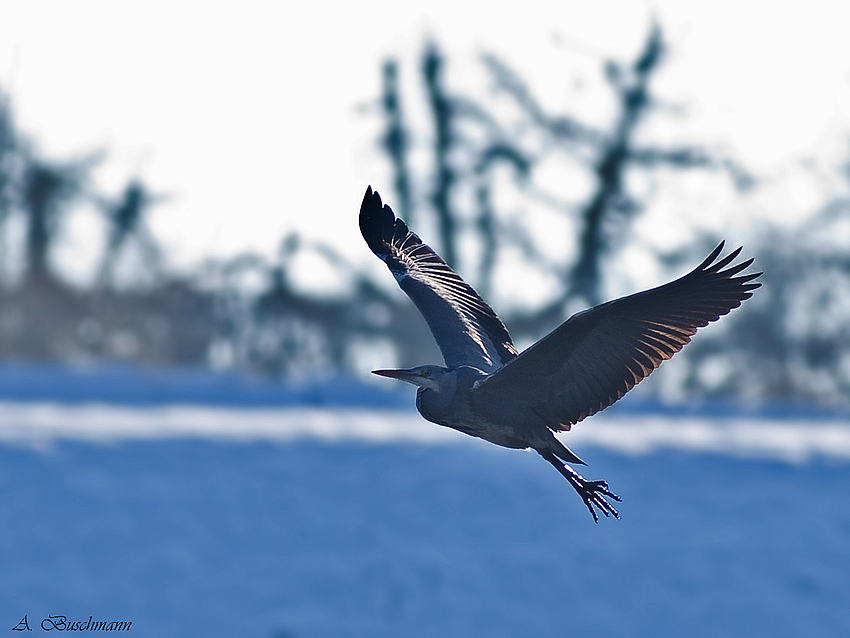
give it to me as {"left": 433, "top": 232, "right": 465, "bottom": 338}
{"left": 360, "top": 186, "right": 761, "bottom": 521}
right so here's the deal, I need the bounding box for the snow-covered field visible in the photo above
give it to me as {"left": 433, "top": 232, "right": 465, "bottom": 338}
{"left": 1, "top": 366, "right": 849, "bottom": 637}
{"left": 3, "top": 402, "right": 850, "bottom": 464}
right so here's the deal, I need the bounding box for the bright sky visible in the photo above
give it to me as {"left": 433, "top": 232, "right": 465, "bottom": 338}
{"left": 2, "top": 0, "right": 850, "bottom": 293}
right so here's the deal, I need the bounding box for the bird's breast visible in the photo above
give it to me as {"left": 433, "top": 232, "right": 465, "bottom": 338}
{"left": 416, "top": 387, "right": 529, "bottom": 450}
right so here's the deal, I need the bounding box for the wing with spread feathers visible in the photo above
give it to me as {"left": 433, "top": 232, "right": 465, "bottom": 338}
{"left": 359, "top": 187, "right": 517, "bottom": 371}
{"left": 473, "top": 242, "right": 761, "bottom": 429}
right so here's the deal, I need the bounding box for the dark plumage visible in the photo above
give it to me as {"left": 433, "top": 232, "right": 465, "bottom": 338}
{"left": 361, "top": 186, "right": 761, "bottom": 520}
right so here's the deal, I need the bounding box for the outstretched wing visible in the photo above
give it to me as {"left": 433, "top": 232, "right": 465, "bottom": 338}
{"left": 472, "top": 242, "right": 761, "bottom": 428}
{"left": 359, "top": 186, "right": 517, "bottom": 371}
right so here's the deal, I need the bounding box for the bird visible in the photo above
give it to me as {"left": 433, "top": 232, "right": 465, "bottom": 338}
{"left": 359, "top": 186, "right": 761, "bottom": 521}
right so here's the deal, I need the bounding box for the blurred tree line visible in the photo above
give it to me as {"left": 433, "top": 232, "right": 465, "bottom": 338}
{"left": 0, "top": 26, "right": 848, "bottom": 405}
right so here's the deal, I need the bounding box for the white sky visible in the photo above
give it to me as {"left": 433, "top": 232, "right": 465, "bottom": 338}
{"left": 1, "top": 0, "right": 850, "bottom": 292}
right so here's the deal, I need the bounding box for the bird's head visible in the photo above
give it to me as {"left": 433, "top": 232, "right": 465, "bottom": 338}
{"left": 371, "top": 365, "right": 449, "bottom": 391}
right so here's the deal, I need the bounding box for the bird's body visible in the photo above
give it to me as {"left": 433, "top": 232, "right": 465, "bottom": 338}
{"left": 410, "top": 364, "right": 582, "bottom": 458}
{"left": 360, "top": 186, "right": 761, "bottom": 520}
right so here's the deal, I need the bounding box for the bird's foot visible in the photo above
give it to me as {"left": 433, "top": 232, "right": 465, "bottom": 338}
{"left": 567, "top": 473, "right": 621, "bottom": 523}
{"left": 539, "top": 451, "right": 621, "bottom": 522}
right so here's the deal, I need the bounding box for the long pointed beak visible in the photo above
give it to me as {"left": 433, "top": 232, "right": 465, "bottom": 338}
{"left": 371, "top": 368, "right": 417, "bottom": 382}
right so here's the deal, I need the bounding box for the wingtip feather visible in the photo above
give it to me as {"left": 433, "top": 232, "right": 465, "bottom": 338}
{"left": 359, "top": 186, "right": 400, "bottom": 256}
{"left": 698, "top": 241, "right": 725, "bottom": 270}
{"left": 709, "top": 245, "right": 743, "bottom": 272}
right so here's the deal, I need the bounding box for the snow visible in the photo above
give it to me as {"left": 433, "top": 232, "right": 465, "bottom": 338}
{"left": 1, "top": 364, "right": 849, "bottom": 636}
{"left": 1, "top": 402, "right": 849, "bottom": 464}
{"left": 3, "top": 438, "right": 850, "bottom": 637}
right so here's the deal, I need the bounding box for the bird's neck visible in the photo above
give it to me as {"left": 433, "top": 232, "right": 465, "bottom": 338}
{"left": 416, "top": 385, "right": 452, "bottom": 426}
{"left": 415, "top": 366, "right": 486, "bottom": 426}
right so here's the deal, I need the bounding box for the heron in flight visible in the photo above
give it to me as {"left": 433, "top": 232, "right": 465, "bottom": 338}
{"left": 360, "top": 186, "right": 761, "bottom": 521}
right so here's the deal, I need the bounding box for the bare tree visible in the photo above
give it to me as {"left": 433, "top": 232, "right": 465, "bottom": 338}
{"left": 381, "top": 61, "right": 412, "bottom": 225}
{"left": 375, "top": 26, "right": 748, "bottom": 344}
{"left": 97, "top": 180, "right": 164, "bottom": 287}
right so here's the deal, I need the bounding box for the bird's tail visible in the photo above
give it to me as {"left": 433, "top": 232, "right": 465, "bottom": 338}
{"left": 552, "top": 440, "right": 586, "bottom": 465}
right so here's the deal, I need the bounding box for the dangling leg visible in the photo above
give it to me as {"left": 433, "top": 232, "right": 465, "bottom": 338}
{"left": 538, "top": 450, "right": 621, "bottom": 522}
